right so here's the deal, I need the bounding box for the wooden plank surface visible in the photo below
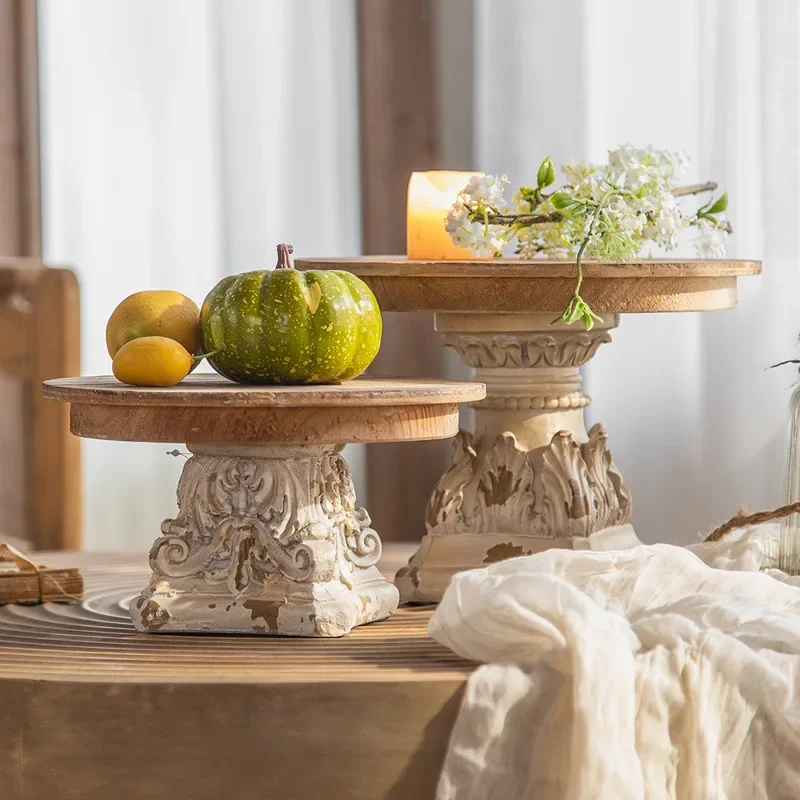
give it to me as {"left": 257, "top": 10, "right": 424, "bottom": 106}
{"left": 297, "top": 256, "right": 762, "bottom": 278}
{"left": 0, "top": 0, "right": 40, "bottom": 256}
{"left": 295, "top": 258, "right": 762, "bottom": 314}
{"left": 66, "top": 401, "right": 464, "bottom": 445}
{"left": 44, "top": 376, "right": 484, "bottom": 445}
{"left": 43, "top": 375, "right": 485, "bottom": 407}
{"left": 32, "top": 269, "right": 82, "bottom": 550}
{"left": 357, "top": 1, "right": 441, "bottom": 255}
{"left": 331, "top": 275, "right": 740, "bottom": 313}
{"left": 0, "top": 545, "right": 469, "bottom": 800}
{"left": 0, "top": 544, "right": 470, "bottom": 681}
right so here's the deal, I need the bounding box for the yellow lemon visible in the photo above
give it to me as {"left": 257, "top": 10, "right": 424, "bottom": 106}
{"left": 106, "top": 290, "right": 201, "bottom": 358}
{"left": 112, "top": 336, "right": 193, "bottom": 387}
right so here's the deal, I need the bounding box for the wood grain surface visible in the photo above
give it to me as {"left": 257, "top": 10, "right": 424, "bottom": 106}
{"left": 0, "top": 0, "right": 41, "bottom": 256}
{"left": 66, "top": 401, "right": 462, "bottom": 445}
{"left": 297, "top": 257, "right": 762, "bottom": 314}
{"left": 43, "top": 374, "right": 485, "bottom": 407}
{"left": 0, "top": 545, "right": 470, "bottom": 800}
{"left": 0, "top": 545, "right": 469, "bottom": 683}
{"left": 0, "top": 260, "right": 81, "bottom": 550}
{"left": 43, "top": 376, "right": 485, "bottom": 445}
{"left": 296, "top": 256, "right": 762, "bottom": 278}
{"left": 31, "top": 268, "right": 82, "bottom": 549}
{"left": 356, "top": 0, "right": 452, "bottom": 550}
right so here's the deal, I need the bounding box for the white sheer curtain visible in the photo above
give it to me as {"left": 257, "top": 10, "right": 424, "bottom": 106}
{"left": 38, "top": 0, "right": 361, "bottom": 549}
{"left": 476, "top": 0, "right": 799, "bottom": 544}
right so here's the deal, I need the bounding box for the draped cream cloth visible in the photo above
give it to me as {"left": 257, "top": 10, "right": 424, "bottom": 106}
{"left": 430, "top": 526, "right": 800, "bottom": 799}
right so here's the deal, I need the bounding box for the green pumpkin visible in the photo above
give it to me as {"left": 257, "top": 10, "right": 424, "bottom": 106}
{"left": 200, "top": 244, "right": 382, "bottom": 385}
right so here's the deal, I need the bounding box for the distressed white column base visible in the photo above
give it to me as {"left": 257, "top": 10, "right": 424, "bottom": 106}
{"left": 133, "top": 566, "right": 397, "bottom": 637}
{"left": 131, "top": 444, "right": 399, "bottom": 637}
{"left": 397, "top": 313, "right": 634, "bottom": 604}
{"left": 396, "top": 525, "right": 641, "bottom": 604}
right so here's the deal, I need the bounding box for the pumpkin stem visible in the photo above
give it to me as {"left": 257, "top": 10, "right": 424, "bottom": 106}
{"left": 276, "top": 243, "right": 294, "bottom": 270}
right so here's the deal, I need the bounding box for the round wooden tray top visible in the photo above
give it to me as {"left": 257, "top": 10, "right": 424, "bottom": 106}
{"left": 0, "top": 546, "right": 472, "bottom": 800}
{"left": 43, "top": 374, "right": 485, "bottom": 445}
{"left": 295, "top": 257, "right": 762, "bottom": 314}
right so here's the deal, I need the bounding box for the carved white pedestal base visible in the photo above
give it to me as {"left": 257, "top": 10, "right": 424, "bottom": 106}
{"left": 397, "top": 313, "right": 640, "bottom": 603}
{"left": 132, "top": 444, "right": 399, "bottom": 637}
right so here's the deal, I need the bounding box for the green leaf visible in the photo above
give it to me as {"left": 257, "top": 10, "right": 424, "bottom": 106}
{"left": 581, "top": 305, "right": 603, "bottom": 330}
{"left": 537, "top": 156, "right": 555, "bottom": 188}
{"left": 706, "top": 192, "right": 728, "bottom": 214}
{"left": 550, "top": 192, "right": 577, "bottom": 210}
{"left": 519, "top": 186, "right": 536, "bottom": 202}
{"left": 565, "top": 301, "right": 584, "bottom": 325}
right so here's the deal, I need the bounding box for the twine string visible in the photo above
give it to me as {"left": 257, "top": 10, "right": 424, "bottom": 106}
{"left": 704, "top": 502, "right": 800, "bottom": 543}
{"left": 0, "top": 543, "right": 83, "bottom": 602}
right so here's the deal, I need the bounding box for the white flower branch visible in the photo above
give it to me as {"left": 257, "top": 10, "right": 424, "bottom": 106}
{"left": 445, "top": 146, "right": 732, "bottom": 329}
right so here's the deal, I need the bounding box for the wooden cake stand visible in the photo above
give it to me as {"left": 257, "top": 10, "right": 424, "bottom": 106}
{"left": 297, "top": 257, "right": 761, "bottom": 602}
{"left": 0, "top": 546, "right": 471, "bottom": 800}
{"left": 42, "top": 376, "right": 484, "bottom": 635}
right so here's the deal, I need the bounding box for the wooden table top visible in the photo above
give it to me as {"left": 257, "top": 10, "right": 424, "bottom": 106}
{"left": 43, "top": 375, "right": 486, "bottom": 408}
{"left": 0, "top": 544, "right": 471, "bottom": 799}
{"left": 42, "top": 375, "right": 485, "bottom": 445}
{"left": 0, "top": 544, "right": 473, "bottom": 684}
{"left": 296, "top": 256, "right": 762, "bottom": 314}
{"left": 297, "top": 256, "right": 762, "bottom": 278}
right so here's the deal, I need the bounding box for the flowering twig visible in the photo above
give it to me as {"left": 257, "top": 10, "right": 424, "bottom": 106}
{"left": 462, "top": 208, "right": 563, "bottom": 227}
{"left": 444, "top": 146, "right": 732, "bottom": 329}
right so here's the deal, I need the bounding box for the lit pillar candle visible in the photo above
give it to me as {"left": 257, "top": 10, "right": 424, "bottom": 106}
{"left": 406, "top": 170, "right": 483, "bottom": 259}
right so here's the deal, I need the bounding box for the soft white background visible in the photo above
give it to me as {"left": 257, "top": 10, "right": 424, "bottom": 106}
{"left": 39, "top": 0, "right": 797, "bottom": 547}
{"left": 475, "top": 0, "right": 798, "bottom": 544}
{"left": 38, "top": 0, "right": 362, "bottom": 549}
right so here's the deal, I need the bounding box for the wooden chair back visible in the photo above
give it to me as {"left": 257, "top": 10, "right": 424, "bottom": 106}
{"left": 0, "top": 258, "right": 80, "bottom": 550}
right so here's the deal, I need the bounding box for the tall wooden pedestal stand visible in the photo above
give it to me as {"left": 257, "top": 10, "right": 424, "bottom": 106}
{"left": 43, "top": 376, "right": 484, "bottom": 634}
{"left": 297, "top": 257, "right": 761, "bottom": 602}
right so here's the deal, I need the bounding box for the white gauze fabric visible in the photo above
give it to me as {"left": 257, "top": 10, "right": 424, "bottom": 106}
{"left": 429, "top": 526, "right": 800, "bottom": 800}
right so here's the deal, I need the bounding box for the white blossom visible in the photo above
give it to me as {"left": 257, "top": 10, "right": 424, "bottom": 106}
{"left": 651, "top": 207, "right": 684, "bottom": 249}
{"left": 607, "top": 144, "right": 650, "bottom": 190}
{"left": 463, "top": 174, "right": 509, "bottom": 209}
{"left": 446, "top": 208, "right": 507, "bottom": 256}
{"left": 607, "top": 144, "right": 688, "bottom": 191}
{"left": 470, "top": 225, "right": 507, "bottom": 257}
{"left": 605, "top": 197, "right": 645, "bottom": 236}
{"left": 445, "top": 203, "right": 469, "bottom": 235}
{"left": 562, "top": 160, "right": 602, "bottom": 198}
{"left": 693, "top": 218, "right": 728, "bottom": 258}
{"left": 639, "top": 192, "right": 685, "bottom": 249}
{"left": 449, "top": 219, "right": 480, "bottom": 250}
{"left": 446, "top": 146, "right": 728, "bottom": 265}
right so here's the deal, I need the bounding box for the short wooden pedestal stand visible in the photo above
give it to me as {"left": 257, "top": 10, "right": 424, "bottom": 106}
{"left": 43, "top": 376, "right": 484, "bottom": 635}
{"left": 298, "top": 257, "right": 761, "bottom": 602}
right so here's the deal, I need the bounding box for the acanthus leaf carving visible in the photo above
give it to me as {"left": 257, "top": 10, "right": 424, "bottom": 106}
{"left": 582, "top": 423, "right": 632, "bottom": 527}
{"left": 426, "top": 430, "right": 479, "bottom": 532}
{"left": 427, "top": 426, "right": 631, "bottom": 541}
{"left": 540, "top": 432, "right": 596, "bottom": 537}
{"left": 540, "top": 424, "right": 632, "bottom": 537}
{"left": 427, "top": 431, "right": 539, "bottom": 537}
